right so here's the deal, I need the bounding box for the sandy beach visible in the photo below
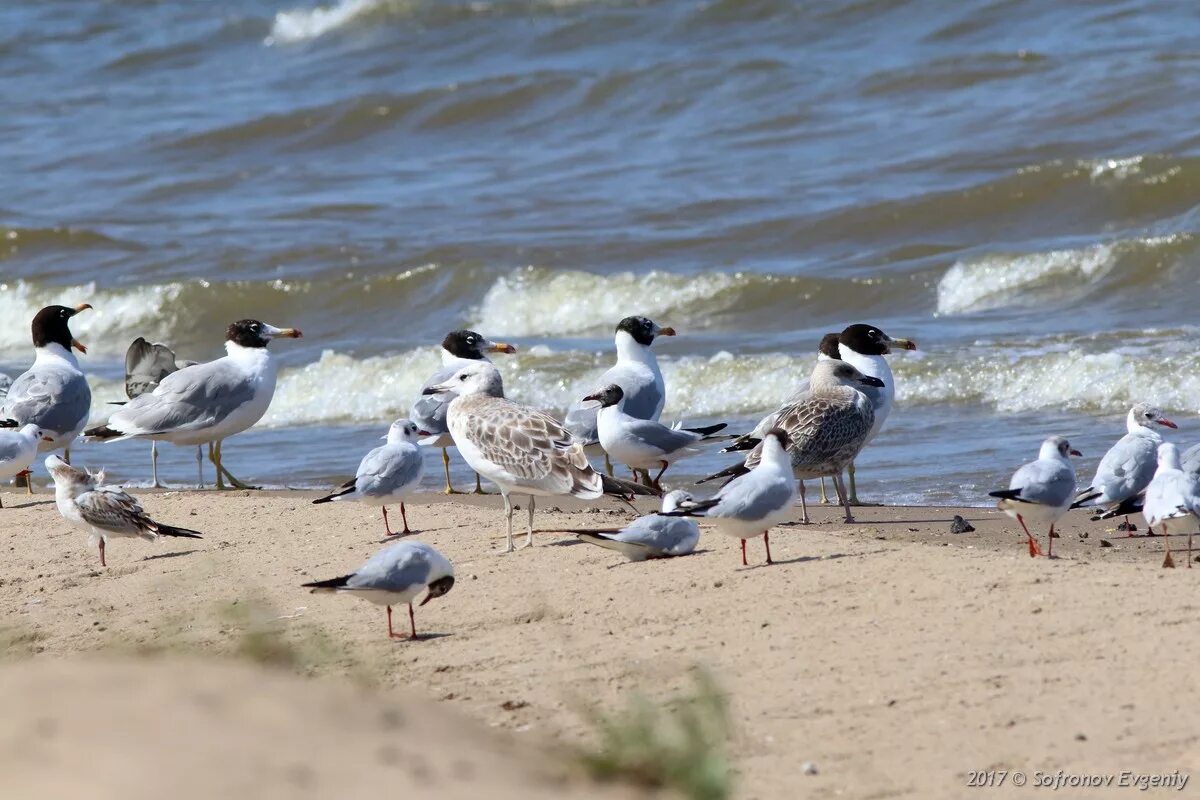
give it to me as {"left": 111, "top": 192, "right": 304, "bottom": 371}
{"left": 3, "top": 488, "right": 1199, "bottom": 799}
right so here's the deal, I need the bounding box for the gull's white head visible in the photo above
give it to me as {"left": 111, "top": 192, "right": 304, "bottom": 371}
{"left": 1039, "top": 436, "right": 1082, "bottom": 461}
{"left": 384, "top": 418, "right": 427, "bottom": 444}
{"left": 1129, "top": 403, "right": 1177, "bottom": 432}
{"left": 810, "top": 359, "right": 886, "bottom": 393}
{"left": 1157, "top": 442, "right": 1182, "bottom": 471}
{"left": 661, "top": 489, "right": 694, "bottom": 514}
{"left": 423, "top": 361, "right": 504, "bottom": 399}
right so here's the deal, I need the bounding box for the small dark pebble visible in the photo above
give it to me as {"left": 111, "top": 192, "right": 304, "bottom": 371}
{"left": 500, "top": 700, "right": 529, "bottom": 712}
{"left": 949, "top": 515, "right": 975, "bottom": 534}
{"left": 1075, "top": 733, "right": 1087, "bottom": 741}
{"left": 1100, "top": 539, "right": 1113, "bottom": 548}
{"left": 1078, "top": 531, "right": 1089, "bottom": 539}
{"left": 1117, "top": 520, "right": 1138, "bottom": 532}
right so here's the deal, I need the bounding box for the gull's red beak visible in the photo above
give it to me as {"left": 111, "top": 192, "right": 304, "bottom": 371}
{"left": 1157, "top": 418, "right": 1178, "bottom": 429}
{"left": 71, "top": 339, "right": 87, "bottom": 354}
{"left": 417, "top": 430, "right": 434, "bottom": 437}
{"left": 893, "top": 337, "right": 918, "bottom": 351}
{"left": 1070, "top": 449, "right": 1083, "bottom": 457}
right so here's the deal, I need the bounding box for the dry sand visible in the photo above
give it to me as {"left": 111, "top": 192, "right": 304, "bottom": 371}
{"left": 2, "top": 487, "right": 1200, "bottom": 799}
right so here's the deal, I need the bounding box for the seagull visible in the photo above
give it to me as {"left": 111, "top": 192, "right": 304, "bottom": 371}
{"left": 116, "top": 337, "right": 202, "bottom": 488}
{"left": 662, "top": 429, "right": 796, "bottom": 565}
{"left": 302, "top": 540, "right": 455, "bottom": 640}
{"left": 701, "top": 360, "right": 884, "bottom": 524}
{"left": 584, "top": 383, "right": 728, "bottom": 488}
{"left": 725, "top": 332, "right": 844, "bottom": 503}
{"left": 564, "top": 316, "right": 675, "bottom": 472}
{"left": 573, "top": 490, "right": 701, "bottom": 561}
{"left": 46, "top": 455, "right": 203, "bottom": 567}
{"left": 1072, "top": 403, "right": 1176, "bottom": 528}
{"left": 988, "top": 436, "right": 1081, "bottom": 558}
{"left": 411, "top": 330, "right": 516, "bottom": 495}
{"left": 0, "top": 423, "right": 50, "bottom": 506}
{"left": 313, "top": 419, "right": 427, "bottom": 540}
{"left": 85, "top": 320, "right": 302, "bottom": 490}
{"left": 423, "top": 361, "right": 657, "bottom": 552}
{"left": 1142, "top": 443, "right": 1200, "bottom": 569}
{"left": 2, "top": 304, "right": 94, "bottom": 465}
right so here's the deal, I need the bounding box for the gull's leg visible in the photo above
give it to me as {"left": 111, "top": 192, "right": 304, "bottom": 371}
{"left": 740, "top": 538, "right": 747, "bottom": 566}
{"left": 441, "top": 448, "right": 458, "bottom": 494}
{"left": 473, "top": 472, "right": 486, "bottom": 494}
{"left": 1189, "top": 528, "right": 1193, "bottom": 569}
{"left": 798, "top": 481, "right": 810, "bottom": 525}
{"left": 23, "top": 468, "right": 33, "bottom": 495}
{"left": 1015, "top": 514, "right": 1042, "bottom": 557}
{"left": 196, "top": 445, "right": 204, "bottom": 489}
{"left": 764, "top": 530, "right": 773, "bottom": 565}
{"left": 214, "top": 441, "right": 260, "bottom": 490}
{"left": 833, "top": 473, "right": 855, "bottom": 523}
{"left": 210, "top": 442, "right": 225, "bottom": 490}
{"left": 387, "top": 605, "right": 406, "bottom": 639}
{"left": 819, "top": 477, "right": 830, "bottom": 504}
{"left": 652, "top": 461, "right": 668, "bottom": 490}
{"left": 523, "top": 495, "right": 536, "bottom": 549}
{"left": 847, "top": 461, "right": 861, "bottom": 505}
{"left": 502, "top": 492, "right": 515, "bottom": 553}
{"left": 400, "top": 502, "right": 411, "bottom": 534}
{"left": 604, "top": 452, "right": 614, "bottom": 477}
{"left": 382, "top": 506, "right": 394, "bottom": 537}
{"left": 1163, "top": 520, "right": 1175, "bottom": 568}
{"left": 151, "top": 441, "right": 162, "bottom": 488}
{"left": 63, "top": 448, "right": 71, "bottom": 465}
{"left": 99, "top": 537, "right": 106, "bottom": 568}
{"left": 408, "top": 603, "right": 417, "bottom": 639}
{"left": 1048, "top": 524, "right": 1055, "bottom": 559}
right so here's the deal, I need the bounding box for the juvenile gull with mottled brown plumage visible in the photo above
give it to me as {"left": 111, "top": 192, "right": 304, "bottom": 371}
{"left": 424, "top": 361, "right": 655, "bottom": 552}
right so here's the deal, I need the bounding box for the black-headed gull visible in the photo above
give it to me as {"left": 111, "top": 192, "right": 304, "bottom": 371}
{"left": 574, "top": 489, "right": 700, "bottom": 561}
{"left": 1073, "top": 403, "right": 1176, "bottom": 528}
{"left": 989, "top": 436, "right": 1081, "bottom": 558}
{"left": 1142, "top": 442, "right": 1200, "bottom": 569}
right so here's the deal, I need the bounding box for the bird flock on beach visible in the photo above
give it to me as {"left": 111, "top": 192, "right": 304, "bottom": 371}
{"left": 1, "top": 302, "right": 1196, "bottom": 639}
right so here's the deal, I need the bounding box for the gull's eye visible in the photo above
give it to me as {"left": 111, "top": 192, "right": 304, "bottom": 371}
{"left": 459, "top": 374, "right": 467, "bottom": 381}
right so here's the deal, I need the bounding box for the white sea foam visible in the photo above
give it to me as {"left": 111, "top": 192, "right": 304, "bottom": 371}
{"left": 265, "top": 0, "right": 389, "bottom": 45}
{"left": 471, "top": 266, "right": 757, "bottom": 337}
{"left": 935, "top": 243, "right": 1117, "bottom": 315}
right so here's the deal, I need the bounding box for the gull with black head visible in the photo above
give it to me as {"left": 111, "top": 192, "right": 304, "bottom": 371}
{"left": 86, "top": 319, "right": 302, "bottom": 489}
{"left": 564, "top": 316, "right": 675, "bottom": 473}
{"left": 2, "top": 303, "right": 94, "bottom": 468}
{"left": 412, "top": 330, "right": 516, "bottom": 494}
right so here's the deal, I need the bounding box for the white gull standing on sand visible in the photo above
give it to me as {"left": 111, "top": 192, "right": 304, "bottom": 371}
{"left": 46, "top": 455, "right": 203, "bottom": 567}
{"left": 1142, "top": 442, "right": 1200, "bottom": 569}
{"left": 989, "top": 436, "right": 1081, "bottom": 558}
{"left": 584, "top": 383, "right": 727, "bottom": 488}
{"left": 573, "top": 489, "right": 701, "bottom": 561}
{"left": 2, "top": 304, "right": 94, "bottom": 461}
{"left": 312, "top": 419, "right": 427, "bottom": 540}
{"left": 302, "top": 540, "right": 455, "bottom": 640}
{"left": 424, "top": 361, "right": 656, "bottom": 552}
{"left": 663, "top": 429, "right": 796, "bottom": 566}
{"left": 86, "top": 320, "right": 302, "bottom": 490}
{"left": 1072, "top": 403, "right": 1176, "bottom": 527}
{"left": 411, "top": 330, "right": 516, "bottom": 494}
{"left": 564, "top": 316, "right": 675, "bottom": 470}
{"left": 0, "top": 423, "right": 49, "bottom": 506}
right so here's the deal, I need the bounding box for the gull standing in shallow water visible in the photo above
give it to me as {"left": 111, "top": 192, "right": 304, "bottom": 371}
{"left": 411, "top": 330, "right": 516, "bottom": 494}
{"left": 46, "top": 455, "right": 203, "bottom": 567}
{"left": 85, "top": 320, "right": 302, "bottom": 490}
{"left": 2, "top": 304, "right": 94, "bottom": 467}
{"left": 701, "top": 360, "right": 883, "bottom": 524}
{"left": 574, "top": 489, "right": 701, "bottom": 561}
{"left": 663, "top": 429, "right": 796, "bottom": 566}
{"left": 564, "top": 316, "right": 675, "bottom": 473}
{"left": 1142, "top": 443, "right": 1200, "bottom": 569}
{"left": 118, "top": 337, "right": 201, "bottom": 488}
{"left": 303, "top": 540, "right": 454, "bottom": 640}
{"left": 425, "top": 361, "right": 656, "bottom": 552}
{"left": 313, "top": 419, "right": 427, "bottom": 540}
{"left": 585, "top": 383, "right": 728, "bottom": 488}
{"left": 1072, "top": 403, "right": 1176, "bottom": 529}
{"left": 989, "top": 436, "right": 1081, "bottom": 558}
{"left": 0, "top": 423, "right": 50, "bottom": 506}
